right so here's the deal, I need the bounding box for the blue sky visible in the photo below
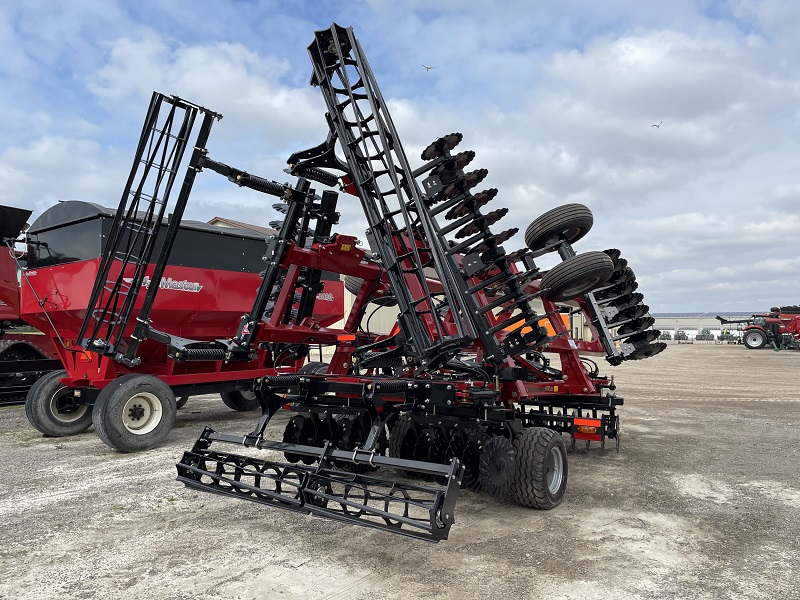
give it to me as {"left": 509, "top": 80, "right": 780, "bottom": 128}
{"left": 2, "top": 0, "right": 799, "bottom": 312}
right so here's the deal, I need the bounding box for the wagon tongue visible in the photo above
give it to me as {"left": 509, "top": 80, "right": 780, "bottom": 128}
{"left": 176, "top": 427, "right": 463, "bottom": 543}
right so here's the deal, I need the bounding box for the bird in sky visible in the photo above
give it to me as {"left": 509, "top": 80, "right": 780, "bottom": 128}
{"left": 422, "top": 64, "right": 436, "bottom": 71}
{"left": 652, "top": 122, "right": 663, "bottom": 128}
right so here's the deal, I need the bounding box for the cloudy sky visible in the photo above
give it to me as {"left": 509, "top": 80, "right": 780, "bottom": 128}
{"left": 2, "top": 0, "right": 798, "bottom": 312}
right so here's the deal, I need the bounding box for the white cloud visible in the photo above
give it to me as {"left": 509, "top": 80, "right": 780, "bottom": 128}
{"left": 2, "top": 1, "right": 800, "bottom": 312}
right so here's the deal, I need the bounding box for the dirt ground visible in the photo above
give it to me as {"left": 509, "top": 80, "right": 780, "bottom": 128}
{"left": 0, "top": 343, "right": 798, "bottom": 600}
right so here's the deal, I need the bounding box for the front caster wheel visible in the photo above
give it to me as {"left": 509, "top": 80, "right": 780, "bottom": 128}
{"left": 25, "top": 370, "right": 93, "bottom": 437}
{"left": 92, "top": 374, "right": 176, "bottom": 452}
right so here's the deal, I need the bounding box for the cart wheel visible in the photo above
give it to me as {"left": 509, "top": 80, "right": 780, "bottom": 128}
{"left": 220, "top": 390, "right": 260, "bottom": 412}
{"left": 540, "top": 251, "right": 614, "bottom": 302}
{"left": 92, "top": 374, "right": 176, "bottom": 452}
{"left": 525, "top": 204, "right": 593, "bottom": 252}
{"left": 25, "top": 370, "right": 93, "bottom": 437}
{"left": 511, "top": 427, "right": 568, "bottom": 509}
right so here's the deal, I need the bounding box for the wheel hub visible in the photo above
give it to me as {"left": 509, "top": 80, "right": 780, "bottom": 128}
{"left": 121, "top": 391, "right": 162, "bottom": 435}
{"left": 128, "top": 404, "right": 145, "bottom": 421}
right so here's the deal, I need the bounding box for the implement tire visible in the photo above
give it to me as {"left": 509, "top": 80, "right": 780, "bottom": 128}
{"left": 93, "top": 374, "right": 176, "bottom": 452}
{"left": 511, "top": 427, "right": 568, "bottom": 509}
{"left": 525, "top": 204, "right": 593, "bottom": 252}
{"left": 540, "top": 251, "right": 614, "bottom": 302}
{"left": 25, "top": 370, "right": 93, "bottom": 437}
{"left": 299, "top": 361, "right": 329, "bottom": 375}
{"left": 220, "top": 390, "right": 260, "bottom": 412}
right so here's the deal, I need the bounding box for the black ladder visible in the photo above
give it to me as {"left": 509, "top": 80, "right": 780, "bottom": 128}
{"left": 77, "top": 93, "right": 220, "bottom": 366}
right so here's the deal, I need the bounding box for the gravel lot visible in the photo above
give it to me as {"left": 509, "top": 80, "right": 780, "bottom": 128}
{"left": 0, "top": 343, "right": 798, "bottom": 599}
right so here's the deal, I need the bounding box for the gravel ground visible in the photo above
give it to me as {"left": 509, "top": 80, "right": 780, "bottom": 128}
{"left": 0, "top": 343, "right": 798, "bottom": 599}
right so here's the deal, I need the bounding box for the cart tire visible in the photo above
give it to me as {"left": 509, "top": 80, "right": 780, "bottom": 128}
{"left": 24, "top": 370, "right": 93, "bottom": 437}
{"left": 540, "top": 251, "right": 614, "bottom": 302}
{"left": 525, "top": 204, "right": 593, "bottom": 252}
{"left": 92, "top": 374, "right": 176, "bottom": 452}
{"left": 743, "top": 328, "right": 767, "bottom": 349}
{"left": 220, "top": 390, "right": 260, "bottom": 412}
{"left": 511, "top": 427, "right": 568, "bottom": 509}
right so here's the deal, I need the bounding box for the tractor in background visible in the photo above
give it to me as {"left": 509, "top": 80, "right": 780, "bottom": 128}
{"left": 716, "top": 307, "right": 800, "bottom": 350}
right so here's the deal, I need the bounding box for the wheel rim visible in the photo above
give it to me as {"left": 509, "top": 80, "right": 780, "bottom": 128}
{"left": 121, "top": 392, "right": 162, "bottom": 435}
{"left": 49, "top": 388, "right": 88, "bottom": 423}
{"left": 546, "top": 446, "right": 564, "bottom": 494}
{"left": 745, "top": 331, "right": 763, "bottom": 346}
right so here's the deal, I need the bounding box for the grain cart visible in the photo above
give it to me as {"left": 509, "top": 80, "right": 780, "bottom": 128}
{"left": 168, "top": 24, "right": 665, "bottom": 542}
{"left": 20, "top": 197, "right": 345, "bottom": 448}
{"left": 0, "top": 205, "right": 62, "bottom": 405}
{"left": 717, "top": 307, "right": 800, "bottom": 350}
{"left": 17, "top": 98, "right": 356, "bottom": 453}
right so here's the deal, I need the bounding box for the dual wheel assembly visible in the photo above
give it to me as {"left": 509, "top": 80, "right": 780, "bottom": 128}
{"left": 525, "top": 203, "right": 666, "bottom": 361}
{"left": 523, "top": 203, "right": 615, "bottom": 302}
{"left": 24, "top": 371, "right": 260, "bottom": 452}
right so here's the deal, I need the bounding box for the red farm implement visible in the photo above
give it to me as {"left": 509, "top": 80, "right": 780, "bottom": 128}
{"left": 23, "top": 24, "right": 665, "bottom": 542}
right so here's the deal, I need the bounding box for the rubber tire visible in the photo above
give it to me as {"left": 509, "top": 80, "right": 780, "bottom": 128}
{"left": 220, "top": 390, "right": 260, "bottom": 412}
{"left": 540, "top": 251, "right": 614, "bottom": 302}
{"left": 511, "top": 427, "right": 568, "bottom": 509}
{"left": 388, "top": 415, "right": 417, "bottom": 460}
{"left": 743, "top": 328, "right": 767, "bottom": 350}
{"left": 525, "top": 204, "right": 593, "bottom": 252}
{"left": 344, "top": 275, "right": 397, "bottom": 307}
{"left": 344, "top": 275, "right": 365, "bottom": 296}
{"left": 389, "top": 415, "right": 421, "bottom": 478}
{"left": 25, "top": 370, "right": 93, "bottom": 437}
{"left": 299, "top": 361, "right": 329, "bottom": 375}
{"left": 92, "top": 374, "right": 176, "bottom": 452}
